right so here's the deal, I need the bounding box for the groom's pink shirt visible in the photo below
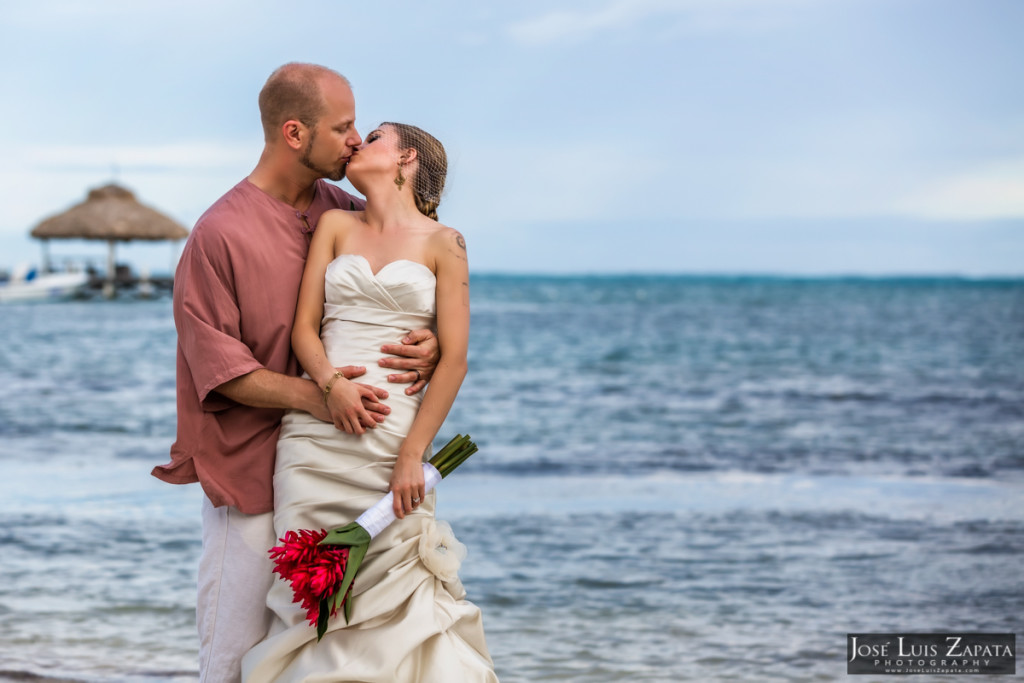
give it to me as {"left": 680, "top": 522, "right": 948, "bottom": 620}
{"left": 152, "top": 179, "right": 364, "bottom": 514}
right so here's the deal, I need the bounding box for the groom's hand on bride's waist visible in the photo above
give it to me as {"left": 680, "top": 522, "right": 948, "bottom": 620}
{"left": 378, "top": 328, "right": 440, "bottom": 395}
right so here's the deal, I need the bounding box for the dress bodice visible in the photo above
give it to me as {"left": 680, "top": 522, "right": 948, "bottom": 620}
{"left": 318, "top": 254, "right": 437, "bottom": 388}
{"left": 324, "top": 254, "right": 436, "bottom": 319}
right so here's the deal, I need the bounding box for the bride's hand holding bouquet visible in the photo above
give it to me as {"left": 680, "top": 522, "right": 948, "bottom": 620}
{"left": 390, "top": 447, "right": 427, "bottom": 519}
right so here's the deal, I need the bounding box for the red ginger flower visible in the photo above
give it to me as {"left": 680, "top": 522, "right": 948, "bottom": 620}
{"left": 270, "top": 529, "right": 352, "bottom": 626}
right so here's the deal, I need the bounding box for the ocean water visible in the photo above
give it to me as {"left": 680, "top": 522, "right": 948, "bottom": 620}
{"left": 0, "top": 276, "right": 1022, "bottom": 682}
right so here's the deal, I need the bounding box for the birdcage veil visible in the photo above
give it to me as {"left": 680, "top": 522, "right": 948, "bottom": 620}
{"left": 382, "top": 122, "right": 448, "bottom": 221}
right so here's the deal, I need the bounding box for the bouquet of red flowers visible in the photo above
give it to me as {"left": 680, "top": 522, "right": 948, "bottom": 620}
{"left": 269, "top": 434, "right": 478, "bottom": 640}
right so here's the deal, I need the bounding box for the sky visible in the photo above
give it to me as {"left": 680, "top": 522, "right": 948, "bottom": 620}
{"left": 1, "top": 0, "right": 1022, "bottom": 276}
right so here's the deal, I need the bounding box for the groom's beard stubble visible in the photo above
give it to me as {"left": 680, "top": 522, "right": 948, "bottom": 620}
{"left": 301, "top": 129, "right": 347, "bottom": 182}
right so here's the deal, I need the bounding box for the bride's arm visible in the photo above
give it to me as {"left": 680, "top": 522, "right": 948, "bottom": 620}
{"left": 390, "top": 227, "right": 470, "bottom": 517}
{"left": 292, "top": 210, "right": 388, "bottom": 433}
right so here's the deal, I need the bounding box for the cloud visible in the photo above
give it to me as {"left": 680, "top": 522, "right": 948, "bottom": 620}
{"left": 891, "top": 158, "right": 1024, "bottom": 221}
{"left": 14, "top": 142, "right": 255, "bottom": 172}
{"left": 673, "top": 155, "right": 1024, "bottom": 224}
{"left": 2, "top": 0, "right": 244, "bottom": 28}
{"left": 0, "top": 141, "right": 258, "bottom": 241}
{"left": 506, "top": 0, "right": 809, "bottom": 44}
{"left": 447, "top": 130, "right": 1024, "bottom": 232}
{"left": 507, "top": 0, "right": 646, "bottom": 44}
{"left": 448, "top": 139, "right": 671, "bottom": 225}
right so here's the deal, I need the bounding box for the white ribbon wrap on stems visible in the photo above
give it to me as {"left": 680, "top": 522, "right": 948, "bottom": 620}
{"left": 354, "top": 463, "right": 443, "bottom": 539}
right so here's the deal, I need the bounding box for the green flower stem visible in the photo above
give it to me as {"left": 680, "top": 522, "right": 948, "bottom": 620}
{"left": 429, "top": 434, "right": 477, "bottom": 478}
{"left": 430, "top": 434, "right": 468, "bottom": 465}
{"left": 440, "top": 444, "right": 477, "bottom": 476}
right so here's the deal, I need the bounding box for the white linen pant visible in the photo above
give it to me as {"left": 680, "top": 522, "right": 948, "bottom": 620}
{"left": 199, "top": 495, "right": 277, "bottom": 683}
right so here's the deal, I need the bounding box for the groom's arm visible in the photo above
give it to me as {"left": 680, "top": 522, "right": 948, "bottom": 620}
{"left": 215, "top": 367, "right": 389, "bottom": 424}
{"left": 379, "top": 328, "right": 441, "bottom": 395}
{"left": 177, "top": 221, "right": 389, "bottom": 425}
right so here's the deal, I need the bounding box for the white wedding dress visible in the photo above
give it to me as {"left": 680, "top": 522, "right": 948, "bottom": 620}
{"left": 243, "top": 254, "right": 497, "bottom": 683}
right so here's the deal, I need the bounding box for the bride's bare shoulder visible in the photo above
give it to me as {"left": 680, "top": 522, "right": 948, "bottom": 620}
{"left": 428, "top": 224, "right": 468, "bottom": 266}
{"left": 319, "top": 208, "right": 364, "bottom": 229}
{"left": 316, "top": 208, "right": 366, "bottom": 243}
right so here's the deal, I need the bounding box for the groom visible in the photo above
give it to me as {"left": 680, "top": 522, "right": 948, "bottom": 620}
{"left": 152, "top": 63, "right": 440, "bottom": 683}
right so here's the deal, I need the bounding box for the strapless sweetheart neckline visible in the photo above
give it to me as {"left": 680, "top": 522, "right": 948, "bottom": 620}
{"left": 331, "top": 253, "right": 435, "bottom": 281}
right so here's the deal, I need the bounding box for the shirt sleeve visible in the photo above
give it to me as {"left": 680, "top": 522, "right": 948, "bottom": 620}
{"left": 173, "top": 229, "right": 263, "bottom": 411}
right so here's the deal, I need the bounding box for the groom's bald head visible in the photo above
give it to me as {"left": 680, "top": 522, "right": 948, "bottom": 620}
{"left": 258, "top": 63, "right": 351, "bottom": 142}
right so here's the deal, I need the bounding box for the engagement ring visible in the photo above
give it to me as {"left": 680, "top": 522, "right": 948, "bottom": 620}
{"left": 412, "top": 497, "right": 421, "bottom": 503}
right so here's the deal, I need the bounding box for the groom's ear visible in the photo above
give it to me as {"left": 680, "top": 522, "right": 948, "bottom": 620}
{"left": 281, "top": 119, "right": 308, "bottom": 151}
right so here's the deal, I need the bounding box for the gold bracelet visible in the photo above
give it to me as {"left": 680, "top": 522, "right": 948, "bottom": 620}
{"left": 322, "top": 371, "right": 344, "bottom": 403}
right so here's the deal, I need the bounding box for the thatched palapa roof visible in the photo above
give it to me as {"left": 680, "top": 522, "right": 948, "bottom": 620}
{"left": 30, "top": 184, "right": 189, "bottom": 242}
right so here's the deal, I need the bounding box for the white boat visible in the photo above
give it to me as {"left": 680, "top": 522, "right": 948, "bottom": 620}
{"left": 0, "top": 265, "right": 91, "bottom": 303}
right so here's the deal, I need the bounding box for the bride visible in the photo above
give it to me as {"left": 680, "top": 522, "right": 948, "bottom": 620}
{"left": 242, "top": 123, "right": 498, "bottom": 682}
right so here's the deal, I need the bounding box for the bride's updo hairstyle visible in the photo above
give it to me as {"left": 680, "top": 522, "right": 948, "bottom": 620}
{"left": 383, "top": 122, "right": 448, "bottom": 221}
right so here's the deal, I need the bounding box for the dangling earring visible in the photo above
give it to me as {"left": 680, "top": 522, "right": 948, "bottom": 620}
{"left": 394, "top": 163, "right": 406, "bottom": 190}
